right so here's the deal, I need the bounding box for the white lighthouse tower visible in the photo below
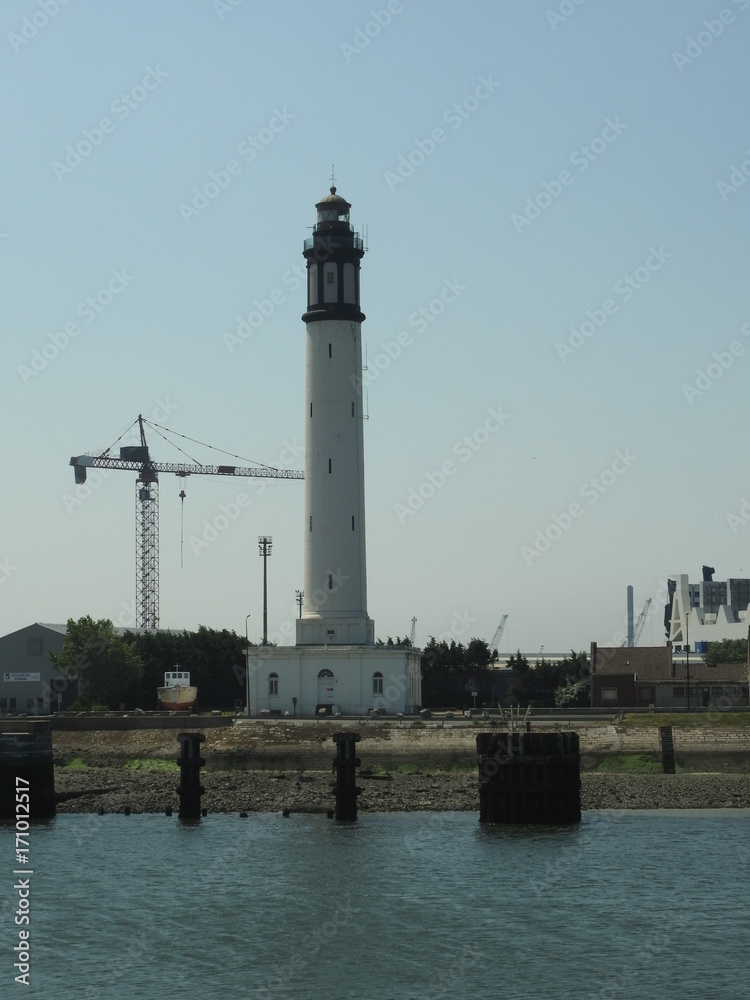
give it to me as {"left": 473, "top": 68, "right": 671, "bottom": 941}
{"left": 297, "top": 186, "right": 373, "bottom": 647}
{"left": 245, "top": 185, "right": 421, "bottom": 718}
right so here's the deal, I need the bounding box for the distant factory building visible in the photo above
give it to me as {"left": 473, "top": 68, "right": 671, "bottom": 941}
{"left": 0, "top": 623, "right": 77, "bottom": 715}
{"left": 665, "top": 566, "right": 750, "bottom": 651}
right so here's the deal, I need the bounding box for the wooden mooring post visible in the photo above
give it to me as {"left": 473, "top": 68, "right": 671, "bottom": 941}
{"left": 477, "top": 731, "right": 581, "bottom": 824}
{"left": 177, "top": 732, "right": 205, "bottom": 820}
{"left": 0, "top": 724, "right": 56, "bottom": 821}
{"left": 332, "top": 731, "right": 361, "bottom": 821}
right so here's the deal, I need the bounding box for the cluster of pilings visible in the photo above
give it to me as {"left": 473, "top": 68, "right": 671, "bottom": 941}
{"left": 0, "top": 726, "right": 56, "bottom": 821}
{"left": 331, "top": 731, "right": 361, "bottom": 821}
{"left": 0, "top": 723, "right": 583, "bottom": 826}
{"left": 476, "top": 731, "right": 581, "bottom": 824}
{"left": 176, "top": 732, "right": 205, "bottom": 819}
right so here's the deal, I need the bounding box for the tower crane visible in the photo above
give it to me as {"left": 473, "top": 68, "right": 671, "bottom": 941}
{"left": 409, "top": 616, "right": 417, "bottom": 645}
{"left": 489, "top": 615, "right": 508, "bottom": 657}
{"left": 70, "top": 415, "right": 304, "bottom": 630}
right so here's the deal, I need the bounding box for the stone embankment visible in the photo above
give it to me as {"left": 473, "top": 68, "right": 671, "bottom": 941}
{"left": 50, "top": 718, "right": 750, "bottom": 768}
{"left": 49, "top": 719, "right": 750, "bottom": 814}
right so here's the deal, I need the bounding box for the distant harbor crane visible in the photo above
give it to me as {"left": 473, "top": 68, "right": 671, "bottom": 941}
{"left": 70, "top": 414, "right": 304, "bottom": 630}
{"left": 633, "top": 598, "right": 652, "bottom": 646}
{"left": 489, "top": 615, "right": 508, "bottom": 657}
{"left": 620, "top": 597, "right": 653, "bottom": 648}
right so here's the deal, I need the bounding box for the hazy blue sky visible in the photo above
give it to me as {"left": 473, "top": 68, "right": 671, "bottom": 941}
{"left": 3, "top": 0, "right": 749, "bottom": 653}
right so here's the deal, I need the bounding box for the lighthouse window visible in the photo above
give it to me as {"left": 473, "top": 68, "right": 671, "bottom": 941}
{"left": 328, "top": 574, "right": 333, "bottom": 590}
{"left": 309, "top": 516, "right": 312, "bottom": 531}
{"left": 269, "top": 673, "right": 279, "bottom": 696}
{"left": 310, "top": 402, "right": 313, "bottom": 418}
{"left": 343, "top": 262, "right": 355, "bottom": 303}
{"left": 352, "top": 516, "right": 355, "bottom": 530}
{"left": 323, "top": 264, "right": 337, "bottom": 302}
{"left": 328, "top": 343, "right": 332, "bottom": 358}
{"left": 328, "top": 458, "right": 332, "bottom": 473}
{"left": 351, "top": 402, "right": 355, "bottom": 417}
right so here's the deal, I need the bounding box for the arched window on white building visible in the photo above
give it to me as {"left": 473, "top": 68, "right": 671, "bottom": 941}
{"left": 269, "top": 672, "right": 279, "bottom": 696}
{"left": 373, "top": 671, "right": 383, "bottom": 695}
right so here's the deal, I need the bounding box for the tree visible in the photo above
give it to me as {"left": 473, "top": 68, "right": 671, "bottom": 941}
{"left": 507, "top": 649, "right": 589, "bottom": 707}
{"left": 51, "top": 616, "right": 143, "bottom": 710}
{"left": 419, "top": 636, "right": 496, "bottom": 707}
{"left": 465, "top": 638, "right": 492, "bottom": 670}
{"left": 125, "top": 626, "right": 247, "bottom": 709}
{"left": 507, "top": 650, "right": 531, "bottom": 702}
{"left": 555, "top": 678, "right": 590, "bottom": 708}
{"left": 703, "top": 638, "right": 747, "bottom": 666}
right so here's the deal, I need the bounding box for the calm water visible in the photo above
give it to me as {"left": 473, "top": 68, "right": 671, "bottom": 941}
{"left": 1, "top": 810, "right": 749, "bottom": 999}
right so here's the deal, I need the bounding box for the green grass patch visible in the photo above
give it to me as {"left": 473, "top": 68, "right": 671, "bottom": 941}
{"left": 594, "top": 753, "right": 664, "bottom": 774}
{"left": 123, "top": 758, "right": 179, "bottom": 772}
{"left": 621, "top": 712, "right": 750, "bottom": 728}
{"left": 61, "top": 757, "right": 89, "bottom": 770}
{"left": 393, "top": 762, "right": 420, "bottom": 774}
{"left": 432, "top": 761, "right": 475, "bottom": 774}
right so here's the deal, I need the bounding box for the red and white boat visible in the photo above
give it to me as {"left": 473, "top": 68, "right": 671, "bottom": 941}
{"left": 157, "top": 669, "right": 197, "bottom": 712}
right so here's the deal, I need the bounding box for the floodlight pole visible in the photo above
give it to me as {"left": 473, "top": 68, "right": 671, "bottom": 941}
{"left": 259, "top": 536, "right": 273, "bottom": 646}
{"left": 244, "top": 613, "right": 251, "bottom": 715}
{"left": 685, "top": 608, "right": 690, "bottom": 713}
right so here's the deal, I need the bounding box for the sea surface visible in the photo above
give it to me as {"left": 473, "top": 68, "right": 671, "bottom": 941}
{"left": 1, "top": 810, "right": 749, "bottom": 999}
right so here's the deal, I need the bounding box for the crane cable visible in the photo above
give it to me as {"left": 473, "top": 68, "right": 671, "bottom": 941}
{"left": 179, "top": 490, "right": 186, "bottom": 569}
{"left": 144, "top": 418, "right": 285, "bottom": 472}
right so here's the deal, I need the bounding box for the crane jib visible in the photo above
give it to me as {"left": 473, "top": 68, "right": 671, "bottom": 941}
{"left": 70, "top": 455, "right": 303, "bottom": 481}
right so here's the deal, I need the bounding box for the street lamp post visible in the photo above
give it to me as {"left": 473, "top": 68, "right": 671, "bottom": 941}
{"left": 685, "top": 606, "right": 690, "bottom": 714}
{"left": 295, "top": 589, "right": 304, "bottom": 619}
{"left": 258, "top": 536, "right": 273, "bottom": 646}
{"left": 244, "top": 613, "right": 251, "bottom": 716}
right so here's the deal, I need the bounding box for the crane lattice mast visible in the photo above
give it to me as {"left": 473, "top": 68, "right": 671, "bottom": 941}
{"left": 71, "top": 415, "right": 304, "bottom": 630}
{"left": 489, "top": 614, "right": 508, "bottom": 656}
{"left": 633, "top": 598, "right": 653, "bottom": 647}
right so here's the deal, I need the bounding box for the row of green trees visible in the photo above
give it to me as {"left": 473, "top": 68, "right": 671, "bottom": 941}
{"left": 51, "top": 617, "right": 247, "bottom": 711}
{"left": 418, "top": 638, "right": 590, "bottom": 709}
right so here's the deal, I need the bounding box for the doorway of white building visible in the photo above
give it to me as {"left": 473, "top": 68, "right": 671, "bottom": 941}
{"left": 317, "top": 668, "right": 335, "bottom": 714}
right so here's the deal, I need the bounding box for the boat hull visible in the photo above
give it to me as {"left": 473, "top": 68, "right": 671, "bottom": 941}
{"left": 157, "top": 685, "right": 197, "bottom": 712}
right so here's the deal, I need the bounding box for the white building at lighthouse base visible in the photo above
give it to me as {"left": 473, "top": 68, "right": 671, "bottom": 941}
{"left": 246, "top": 644, "right": 421, "bottom": 717}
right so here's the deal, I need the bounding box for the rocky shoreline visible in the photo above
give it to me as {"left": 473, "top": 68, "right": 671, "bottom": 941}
{"left": 44, "top": 721, "right": 750, "bottom": 814}
{"left": 53, "top": 767, "right": 750, "bottom": 814}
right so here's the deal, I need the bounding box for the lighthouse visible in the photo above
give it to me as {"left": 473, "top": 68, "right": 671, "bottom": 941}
{"left": 245, "top": 185, "right": 421, "bottom": 717}
{"left": 297, "top": 187, "right": 373, "bottom": 646}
